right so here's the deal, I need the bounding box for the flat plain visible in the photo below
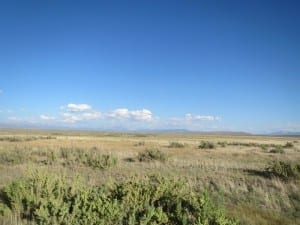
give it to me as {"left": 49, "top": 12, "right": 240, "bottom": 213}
{"left": 0, "top": 129, "right": 299, "bottom": 225}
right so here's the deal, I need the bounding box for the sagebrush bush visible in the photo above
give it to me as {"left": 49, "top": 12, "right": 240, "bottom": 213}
{"left": 217, "top": 141, "right": 227, "bottom": 147}
{"left": 138, "top": 148, "right": 168, "bottom": 162}
{"left": 0, "top": 172, "right": 237, "bottom": 225}
{"left": 269, "top": 147, "right": 285, "bottom": 154}
{"left": 168, "top": 142, "right": 185, "bottom": 148}
{"left": 60, "top": 147, "right": 117, "bottom": 169}
{"left": 134, "top": 141, "right": 145, "bottom": 146}
{"left": 284, "top": 142, "right": 294, "bottom": 148}
{"left": 266, "top": 160, "right": 300, "bottom": 180}
{"left": 198, "top": 141, "right": 215, "bottom": 149}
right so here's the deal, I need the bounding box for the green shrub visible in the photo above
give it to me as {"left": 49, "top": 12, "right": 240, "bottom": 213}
{"left": 85, "top": 153, "right": 117, "bottom": 169}
{"left": 266, "top": 160, "right": 300, "bottom": 180}
{"left": 0, "top": 172, "right": 237, "bottom": 225}
{"left": 134, "top": 141, "right": 145, "bottom": 146}
{"left": 138, "top": 148, "right": 167, "bottom": 162}
{"left": 284, "top": 142, "right": 294, "bottom": 148}
{"left": 269, "top": 147, "right": 285, "bottom": 154}
{"left": 198, "top": 141, "right": 216, "bottom": 149}
{"left": 217, "top": 141, "right": 227, "bottom": 147}
{"left": 168, "top": 142, "right": 185, "bottom": 148}
{"left": 60, "top": 148, "right": 117, "bottom": 169}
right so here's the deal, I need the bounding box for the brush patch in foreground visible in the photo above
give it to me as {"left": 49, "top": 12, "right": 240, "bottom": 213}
{"left": 0, "top": 172, "right": 238, "bottom": 225}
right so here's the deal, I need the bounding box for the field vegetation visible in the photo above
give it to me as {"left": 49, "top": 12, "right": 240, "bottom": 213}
{"left": 0, "top": 129, "right": 299, "bottom": 225}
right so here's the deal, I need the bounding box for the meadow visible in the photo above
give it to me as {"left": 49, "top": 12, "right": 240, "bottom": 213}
{"left": 0, "top": 129, "right": 299, "bottom": 225}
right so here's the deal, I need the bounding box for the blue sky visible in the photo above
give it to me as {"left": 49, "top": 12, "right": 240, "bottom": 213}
{"left": 0, "top": 0, "right": 299, "bottom": 133}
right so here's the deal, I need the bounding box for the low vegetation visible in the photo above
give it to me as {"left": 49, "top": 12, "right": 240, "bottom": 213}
{"left": 59, "top": 147, "right": 117, "bottom": 169}
{"left": 266, "top": 160, "right": 300, "bottom": 180}
{"left": 138, "top": 148, "right": 168, "bottom": 162}
{"left": 0, "top": 136, "right": 56, "bottom": 142}
{"left": 0, "top": 147, "right": 117, "bottom": 170}
{"left": 198, "top": 141, "right": 215, "bottom": 149}
{"left": 0, "top": 172, "right": 237, "bottom": 225}
{"left": 217, "top": 141, "right": 295, "bottom": 151}
{"left": 0, "top": 131, "right": 299, "bottom": 225}
{"left": 134, "top": 141, "right": 145, "bottom": 146}
{"left": 269, "top": 147, "right": 285, "bottom": 154}
{"left": 168, "top": 142, "right": 185, "bottom": 148}
{"left": 284, "top": 142, "right": 294, "bottom": 148}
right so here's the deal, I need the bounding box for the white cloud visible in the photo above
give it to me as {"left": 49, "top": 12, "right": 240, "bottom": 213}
{"left": 62, "top": 113, "right": 81, "bottom": 123}
{"left": 64, "top": 103, "right": 92, "bottom": 112}
{"left": 108, "top": 108, "right": 152, "bottom": 121}
{"left": 131, "top": 109, "right": 152, "bottom": 121}
{"left": 184, "top": 113, "right": 221, "bottom": 121}
{"left": 40, "top": 114, "right": 55, "bottom": 121}
{"left": 59, "top": 103, "right": 101, "bottom": 123}
{"left": 0, "top": 89, "right": 3, "bottom": 94}
{"left": 62, "top": 111, "right": 101, "bottom": 123}
{"left": 109, "top": 108, "right": 130, "bottom": 119}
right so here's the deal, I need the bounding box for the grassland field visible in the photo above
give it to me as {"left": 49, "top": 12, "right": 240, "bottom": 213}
{"left": 0, "top": 129, "right": 299, "bottom": 225}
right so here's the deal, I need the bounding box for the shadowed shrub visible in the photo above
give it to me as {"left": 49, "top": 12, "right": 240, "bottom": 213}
{"left": 217, "top": 141, "right": 227, "bottom": 147}
{"left": 266, "top": 160, "right": 300, "bottom": 180}
{"left": 134, "top": 141, "right": 145, "bottom": 146}
{"left": 198, "top": 141, "right": 216, "bottom": 149}
{"left": 168, "top": 142, "right": 185, "bottom": 148}
{"left": 284, "top": 142, "right": 294, "bottom": 148}
{"left": 138, "top": 148, "right": 168, "bottom": 162}
{"left": 269, "top": 147, "right": 285, "bottom": 154}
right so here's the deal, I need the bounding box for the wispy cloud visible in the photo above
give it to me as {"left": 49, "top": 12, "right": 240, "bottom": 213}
{"left": 0, "top": 89, "right": 3, "bottom": 94}
{"left": 62, "top": 103, "right": 92, "bottom": 112}
{"left": 62, "top": 111, "right": 101, "bottom": 123}
{"left": 108, "top": 108, "right": 152, "bottom": 121}
{"left": 167, "top": 113, "right": 221, "bottom": 130}
{"left": 40, "top": 114, "right": 55, "bottom": 121}
{"left": 8, "top": 116, "right": 22, "bottom": 121}
{"left": 184, "top": 113, "right": 221, "bottom": 121}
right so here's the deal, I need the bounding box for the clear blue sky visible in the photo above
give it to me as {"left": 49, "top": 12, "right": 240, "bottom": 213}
{"left": 0, "top": 0, "right": 299, "bottom": 133}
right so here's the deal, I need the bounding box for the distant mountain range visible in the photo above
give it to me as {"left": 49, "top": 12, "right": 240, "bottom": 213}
{"left": 0, "top": 123, "right": 299, "bottom": 136}
{"left": 267, "top": 131, "right": 300, "bottom": 136}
